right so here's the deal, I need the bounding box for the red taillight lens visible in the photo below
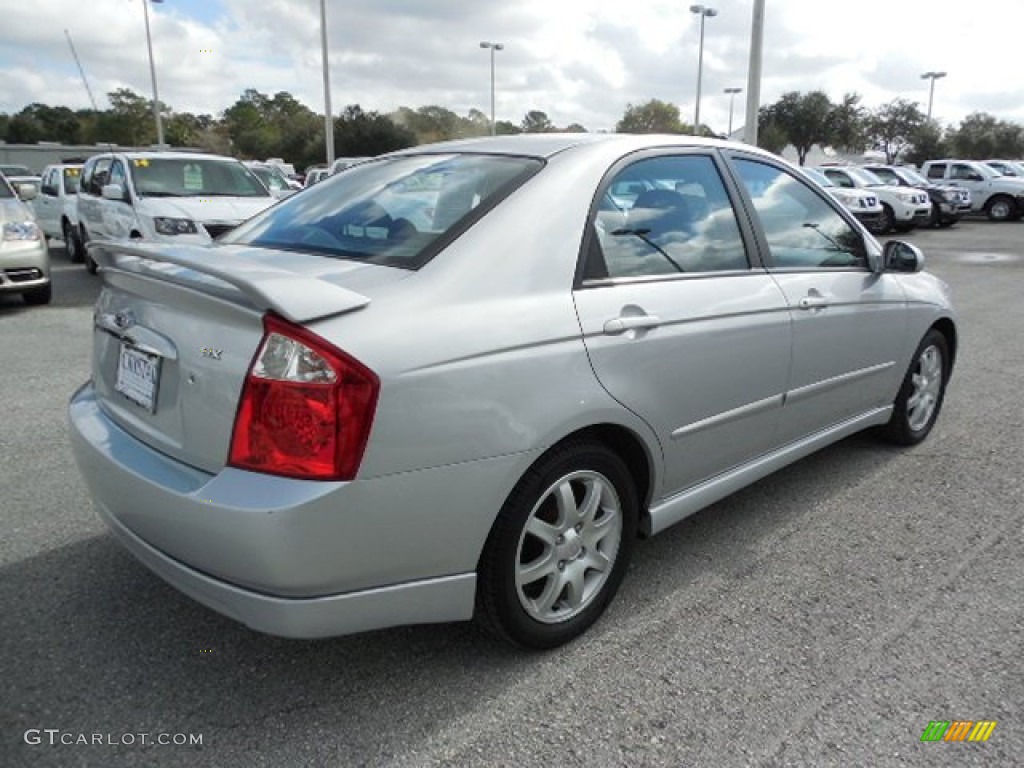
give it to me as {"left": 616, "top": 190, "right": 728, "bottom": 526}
{"left": 228, "top": 314, "right": 379, "bottom": 480}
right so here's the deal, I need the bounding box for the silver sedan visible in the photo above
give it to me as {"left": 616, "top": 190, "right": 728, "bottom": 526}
{"left": 69, "top": 134, "right": 956, "bottom": 649}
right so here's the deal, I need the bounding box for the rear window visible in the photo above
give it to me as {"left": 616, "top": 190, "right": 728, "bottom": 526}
{"left": 222, "top": 153, "right": 543, "bottom": 270}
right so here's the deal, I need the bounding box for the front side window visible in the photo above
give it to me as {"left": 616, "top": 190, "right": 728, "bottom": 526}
{"left": 109, "top": 160, "right": 126, "bottom": 191}
{"left": 129, "top": 158, "right": 268, "bottom": 198}
{"left": 733, "top": 158, "right": 867, "bottom": 270}
{"left": 88, "top": 159, "right": 112, "bottom": 196}
{"left": 823, "top": 169, "right": 854, "bottom": 188}
{"left": 223, "top": 153, "right": 542, "bottom": 270}
{"left": 926, "top": 163, "right": 946, "bottom": 179}
{"left": 587, "top": 154, "right": 748, "bottom": 279}
{"left": 0, "top": 176, "right": 13, "bottom": 199}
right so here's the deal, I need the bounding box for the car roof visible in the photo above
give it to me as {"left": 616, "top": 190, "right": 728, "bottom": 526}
{"left": 388, "top": 133, "right": 772, "bottom": 160}
{"left": 94, "top": 151, "right": 242, "bottom": 163}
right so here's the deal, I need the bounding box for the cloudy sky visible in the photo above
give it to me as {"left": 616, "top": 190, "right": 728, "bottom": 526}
{"left": 1, "top": 0, "right": 1021, "bottom": 135}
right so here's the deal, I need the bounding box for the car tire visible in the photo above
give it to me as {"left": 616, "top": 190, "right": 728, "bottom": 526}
{"left": 927, "top": 203, "right": 941, "bottom": 228}
{"left": 23, "top": 283, "right": 52, "bottom": 306}
{"left": 878, "top": 204, "right": 895, "bottom": 234}
{"left": 984, "top": 195, "right": 1017, "bottom": 222}
{"left": 63, "top": 219, "right": 83, "bottom": 263}
{"left": 475, "top": 440, "right": 638, "bottom": 649}
{"left": 81, "top": 226, "right": 98, "bottom": 274}
{"left": 878, "top": 329, "right": 949, "bottom": 446}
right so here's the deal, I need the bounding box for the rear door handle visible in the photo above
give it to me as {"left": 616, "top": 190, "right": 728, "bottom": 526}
{"left": 603, "top": 314, "right": 662, "bottom": 335}
{"left": 798, "top": 295, "right": 828, "bottom": 310}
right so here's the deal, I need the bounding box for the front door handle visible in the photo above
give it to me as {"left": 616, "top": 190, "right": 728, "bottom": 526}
{"left": 603, "top": 314, "right": 662, "bottom": 335}
{"left": 798, "top": 295, "right": 828, "bottom": 310}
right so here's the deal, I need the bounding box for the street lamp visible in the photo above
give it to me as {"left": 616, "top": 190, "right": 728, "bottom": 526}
{"left": 723, "top": 87, "right": 742, "bottom": 137}
{"left": 141, "top": 0, "right": 164, "bottom": 147}
{"left": 920, "top": 71, "right": 947, "bottom": 122}
{"left": 480, "top": 41, "right": 504, "bottom": 135}
{"left": 320, "top": 0, "right": 334, "bottom": 165}
{"left": 689, "top": 4, "right": 718, "bottom": 136}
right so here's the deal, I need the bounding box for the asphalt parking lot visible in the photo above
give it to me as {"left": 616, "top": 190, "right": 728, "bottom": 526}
{"left": 2, "top": 221, "right": 1021, "bottom": 767}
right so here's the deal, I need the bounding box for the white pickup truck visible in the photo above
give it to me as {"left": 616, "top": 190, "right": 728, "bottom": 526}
{"left": 921, "top": 159, "right": 1024, "bottom": 221}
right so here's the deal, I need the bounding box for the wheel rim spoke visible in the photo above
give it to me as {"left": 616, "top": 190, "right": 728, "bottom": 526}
{"left": 515, "top": 469, "right": 624, "bottom": 624}
{"left": 907, "top": 344, "right": 942, "bottom": 431}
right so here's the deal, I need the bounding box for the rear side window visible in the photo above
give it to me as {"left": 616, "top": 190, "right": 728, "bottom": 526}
{"left": 587, "top": 154, "right": 749, "bottom": 279}
{"left": 223, "top": 154, "right": 543, "bottom": 270}
{"left": 733, "top": 158, "right": 867, "bottom": 270}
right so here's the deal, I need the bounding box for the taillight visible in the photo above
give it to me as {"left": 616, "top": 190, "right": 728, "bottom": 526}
{"left": 228, "top": 314, "right": 379, "bottom": 480}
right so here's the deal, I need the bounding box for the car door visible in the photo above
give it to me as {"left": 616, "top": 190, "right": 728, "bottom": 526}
{"left": 80, "top": 156, "right": 112, "bottom": 239}
{"left": 573, "top": 151, "right": 792, "bottom": 497}
{"left": 36, "top": 168, "right": 59, "bottom": 235}
{"left": 727, "top": 155, "right": 908, "bottom": 444}
{"left": 948, "top": 163, "right": 985, "bottom": 209}
{"left": 103, "top": 159, "right": 135, "bottom": 239}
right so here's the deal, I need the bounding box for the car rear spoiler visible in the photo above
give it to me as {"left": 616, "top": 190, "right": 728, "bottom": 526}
{"left": 88, "top": 241, "right": 370, "bottom": 324}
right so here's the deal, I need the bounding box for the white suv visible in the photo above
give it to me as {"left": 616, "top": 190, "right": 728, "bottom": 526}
{"left": 32, "top": 164, "right": 84, "bottom": 261}
{"left": 816, "top": 166, "right": 931, "bottom": 233}
{"left": 77, "top": 152, "right": 275, "bottom": 273}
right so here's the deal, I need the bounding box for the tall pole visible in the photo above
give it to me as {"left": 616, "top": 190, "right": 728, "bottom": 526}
{"left": 142, "top": 0, "right": 164, "bottom": 147}
{"left": 320, "top": 0, "right": 335, "bottom": 165}
{"left": 744, "top": 0, "right": 765, "bottom": 145}
{"left": 724, "top": 87, "right": 742, "bottom": 137}
{"left": 690, "top": 6, "right": 718, "bottom": 136}
{"left": 921, "top": 71, "right": 947, "bottom": 122}
{"left": 480, "top": 42, "right": 504, "bottom": 135}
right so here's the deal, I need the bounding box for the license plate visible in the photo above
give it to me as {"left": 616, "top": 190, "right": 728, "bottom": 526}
{"left": 115, "top": 343, "right": 161, "bottom": 412}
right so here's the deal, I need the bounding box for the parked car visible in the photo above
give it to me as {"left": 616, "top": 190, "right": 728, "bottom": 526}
{"left": 816, "top": 165, "right": 931, "bottom": 233}
{"left": 800, "top": 167, "right": 885, "bottom": 233}
{"left": 244, "top": 161, "right": 301, "bottom": 199}
{"left": 76, "top": 152, "right": 276, "bottom": 273}
{"left": 69, "top": 134, "right": 957, "bottom": 649}
{"left": 329, "top": 156, "right": 371, "bottom": 175}
{"left": 0, "top": 174, "right": 51, "bottom": 305}
{"left": 304, "top": 167, "right": 330, "bottom": 187}
{"left": 983, "top": 159, "right": 1024, "bottom": 178}
{"left": 0, "top": 164, "right": 42, "bottom": 201}
{"left": 862, "top": 164, "right": 971, "bottom": 228}
{"left": 32, "top": 164, "right": 84, "bottom": 260}
{"left": 921, "top": 159, "right": 1024, "bottom": 221}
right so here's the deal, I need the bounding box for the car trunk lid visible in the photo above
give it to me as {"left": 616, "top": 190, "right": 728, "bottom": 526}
{"left": 88, "top": 241, "right": 396, "bottom": 473}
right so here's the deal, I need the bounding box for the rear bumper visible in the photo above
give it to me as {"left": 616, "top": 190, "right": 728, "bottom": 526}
{"left": 68, "top": 383, "right": 526, "bottom": 637}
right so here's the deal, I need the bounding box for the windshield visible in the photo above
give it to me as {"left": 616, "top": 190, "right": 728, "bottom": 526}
{"left": 0, "top": 165, "right": 31, "bottom": 176}
{"left": 250, "top": 165, "right": 289, "bottom": 191}
{"left": 129, "top": 157, "right": 269, "bottom": 198}
{"left": 896, "top": 168, "right": 929, "bottom": 186}
{"left": 846, "top": 167, "right": 885, "bottom": 186}
{"left": 62, "top": 167, "right": 82, "bottom": 193}
{"left": 801, "top": 168, "right": 835, "bottom": 187}
{"left": 222, "top": 153, "right": 543, "bottom": 270}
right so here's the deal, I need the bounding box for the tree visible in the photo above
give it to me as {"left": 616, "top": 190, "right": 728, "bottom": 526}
{"left": 521, "top": 110, "right": 553, "bottom": 133}
{"left": 564, "top": 123, "right": 587, "bottom": 133}
{"left": 764, "top": 91, "right": 833, "bottom": 165}
{"left": 495, "top": 120, "right": 521, "bottom": 135}
{"left": 333, "top": 105, "right": 416, "bottom": 156}
{"left": 867, "top": 98, "right": 926, "bottom": 164}
{"left": 756, "top": 108, "right": 788, "bottom": 154}
{"left": 948, "top": 112, "right": 1024, "bottom": 159}
{"left": 903, "top": 120, "right": 948, "bottom": 167}
{"left": 827, "top": 93, "right": 868, "bottom": 153}
{"left": 616, "top": 99, "right": 685, "bottom": 134}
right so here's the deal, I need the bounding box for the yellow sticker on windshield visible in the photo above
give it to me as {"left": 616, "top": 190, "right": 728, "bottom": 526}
{"left": 133, "top": 159, "right": 150, "bottom": 167}
{"left": 66, "top": 168, "right": 80, "bottom": 176}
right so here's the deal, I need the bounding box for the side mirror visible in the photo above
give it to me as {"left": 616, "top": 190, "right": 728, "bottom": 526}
{"left": 101, "top": 183, "right": 127, "bottom": 202}
{"left": 14, "top": 182, "right": 39, "bottom": 202}
{"left": 883, "top": 240, "right": 924, "bottom": 273}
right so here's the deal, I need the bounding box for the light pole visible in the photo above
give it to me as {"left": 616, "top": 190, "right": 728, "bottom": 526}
{"left": 921, "top": 71, "right": 947, "bottom": 122}
{"left": 480, "top": 41, "right": 504, "bottom": 135}
{"left": 724, "top": 87, "right": 742, "bottom": 137}
{"left": 744, "top": 0, "right": 765, "bottom": 145}
{"left": 689, "top": 5, "right": 718, "bottom": 136}
{"left": 320, "top": 0, "right": 334, "bottom": 165}
{"left": 141, "top": 0, "right": 164, "bottom": 147}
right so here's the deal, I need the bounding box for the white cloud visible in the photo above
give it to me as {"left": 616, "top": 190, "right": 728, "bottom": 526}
{"left": 1, "top": 0, "right": 1022, "bottom": 133}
